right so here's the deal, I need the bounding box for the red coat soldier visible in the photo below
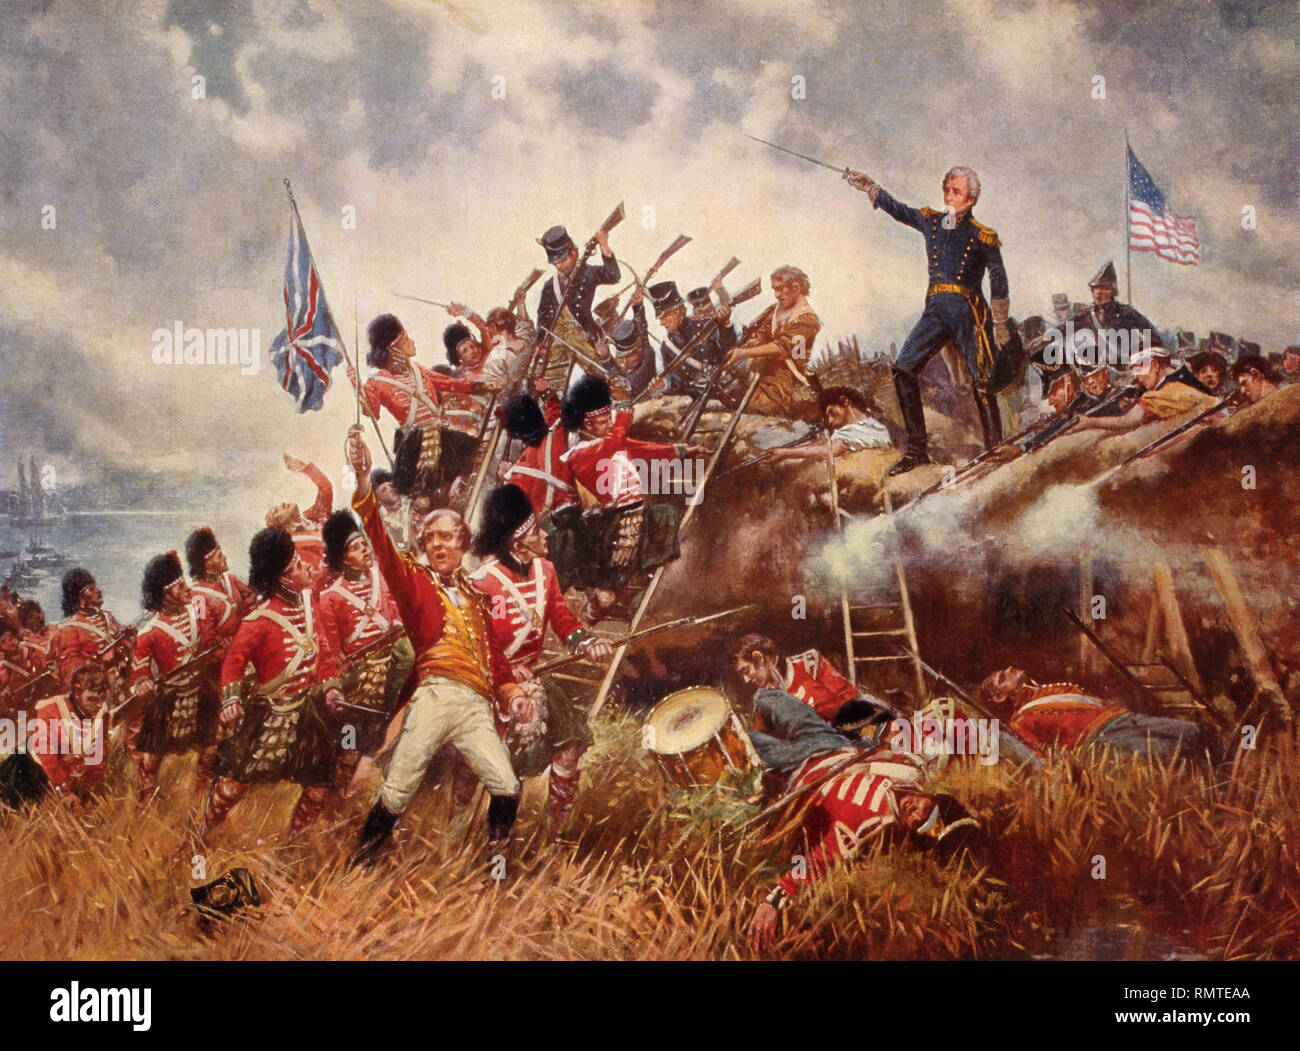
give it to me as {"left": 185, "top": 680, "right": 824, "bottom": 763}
{"left": 51, "top": 568, "right": 133, "bottom": 697}
{"left": 201, "top": 529, "right": 346, "bottom": 842}
{"left": 186, "top": 527, "right": 257, "bottom": 650}
{"left": 128, "top": 552, "right": 223, "bottom": 800}
{"left": 498, "top": 393, "right": 576, "bottom": 518}
{"left": 12, "top": 664, "right": 112, "bottom": 812}
{"left": 317, "top": 511, "right": 415, "bottom": 802}
{"left": 470, "top": 485, "right": 613, "bottom": 828}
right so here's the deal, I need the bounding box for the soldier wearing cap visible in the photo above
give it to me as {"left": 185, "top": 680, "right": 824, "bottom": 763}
{"left": 1280, "top": 345, "right": 1300, "bottom": 386}
{"left": 470, "top": 484, "right": 614, "bottom": 830}
{"left": 127, "top": 551, "right": 223, "bottom": 800}
{"left": 535, "top": 224, "right": 621, "bottom": 389}
{"left": 687, "top": 286, "right": 715, "bottom": 320}
{"left": 650, "top": 279, "right": 735, "bottom": 399}
{"left": 1075, "top": 347, "right": 1216, "bottom": 433}
{"left": 1068, "top": 261, "right": 1164, "bottom": 359}
{"left": 1187, "top": 351, "right": 1229, "bottom": 395}
{"left": 607, "top": 290, "right": 662, "bottom": 399}
{"left": 844, "top": 166, "right": 1012, "bottom": 470}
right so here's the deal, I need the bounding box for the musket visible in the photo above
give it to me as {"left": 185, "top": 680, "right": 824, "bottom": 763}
{"left": 515, "top": 268, "right": 545, "bottom": 299}
{"left": 1106, "top": 395, "right": 1239, "bottom": 474}
{"left": 897, "top": 645, "right": 1044, "bottom": 770}
{"left": 1059, "top": 608, "right": 1162, "bottom": 712}
{"left": 394, "top": 292, "right": 452, "bottom": 310}
{"left": 716, "top": 427, "right": 823, "bottom": 477}
{"left": 91, "top": 613, "right": 150, "bottom": 663}
{"left": 104, "top": 641, "right": 224, "bottom": 719}
{"left": 528, "top": 201, "right": 626, "bottom": 381}
{"left": 744, "top": 134, "right": 849, "bottom": 176}
{"left": 536, "top": 325, "right": 612, "bottom": 379}
{"left": 634, "top": 277, "right": 762, "bottom": 404}
{"left": 529, "top": 604, "right": 753, "bottom": 676}
{"left": 710, "top": 257, "right": 741, "bottom": 305}
{"left": 615, "top": 235, "right": 693, "bottom": 320}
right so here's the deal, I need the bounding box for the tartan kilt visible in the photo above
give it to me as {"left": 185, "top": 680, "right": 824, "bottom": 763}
{"left": 394, "top": 425, "right": 480, "bottom": 496}
{"left": 214, "top": 692, "right": 338, "bottom": 787}
{"left": 334, "top": 637, "right": 413, "bottom": 755}
{"left": 135, "top": 680, "right": 220, "bottom": 755}
{"left": 507, "top": 675, "right": 595, "bottom": 777}
{"left": 545, "top": 501, "right": 680, "bottom": 590}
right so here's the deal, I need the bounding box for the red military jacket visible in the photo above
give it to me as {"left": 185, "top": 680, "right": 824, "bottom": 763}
{"left": 775, "top": 748, "right": 928, "bottom": 897}
{"left": 353, "top": 486, "right": 516, "bottom": 702}
{"left": 218, "top": 591, "right": 340, "bottom": 703}
{"left": 469, "top": 555, "right": 587, "bottom": 669}
{"left": 20, "top": 625, "right": 57, "bottom": 674}
{"left": 130, "top": 600, "right": 222, "bottom": 693}
{"left": 1007, "top": 683, "right": 1126, "bottom": 753}
{"left": 27, "top": 693, "right": 108, "bottom": 804}
{"left": 501, "top": 419, "right": 576, "bottom": 516}
{"left": 191, "top": 570, "right": 256, "bottom": 649}
{"left": 52, "top": 608, "right": 130, "bottom": 692}
{"left": 0, "top": 648, "right": 37, "bottom": 714}
{"left": 363, "top": 364, "right": 478, "bottom": 430}
{"left": 317, "top": 569, "right": 403, "bottom": 661}
{"left": 559, "top": 408, "right": 681, "bottom": 507}
{"left": 781, "top": 649, "right": 859, "bottom": 722}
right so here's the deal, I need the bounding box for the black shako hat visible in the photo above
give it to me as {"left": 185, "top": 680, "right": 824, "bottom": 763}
{"left": 647, "top": 281, "right": 685, "bottom": 318}
{"left": 248, "top": 527, "right": 297, "bottom": 599}
{"left": 503, "top": 394, "right": 547, "bottom": 446}
{"left": 185, "top": 527, "right": 219, "bottom": 580}
{"left": 323, "top": 510, "right": 362, "bottom": 573}
{"left": 611, "top": 319, "right": 641, "bottom": 355}
{"left": 141, "top": 551, "right": 184, "bottom": 612}
{"left": 539, "top": 225, "right": 576, "bottom": 263}
{"left": 687, "top": 287, "right": 713, "bottom": 312}
{"left": 561, "top": 374, "right": 613, "bottom": 432}
{"left": 61, "top": 568, "right": 96, "bottom": 617}
{"left": 472, "top": 484, "right": 535, "bottom": 560}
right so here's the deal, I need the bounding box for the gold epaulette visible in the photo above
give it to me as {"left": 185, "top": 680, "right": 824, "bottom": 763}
{"left": 400, "top": 550, "right": 423, "bottom": 570}
{"left": 920, "top": 207, "right": 940, "bottom": 218}
{"left": 971, "top": 219, "right": 1001, "bottom": 247}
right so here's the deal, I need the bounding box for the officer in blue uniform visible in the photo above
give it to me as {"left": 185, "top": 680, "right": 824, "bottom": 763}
{"left": 846, "top": 166, "right": 1012, "bottom": 475}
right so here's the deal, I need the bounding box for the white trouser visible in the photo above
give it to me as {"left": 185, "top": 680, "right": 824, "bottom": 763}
{"left": 379, "top": 675, "right": 520, "bottom": 813}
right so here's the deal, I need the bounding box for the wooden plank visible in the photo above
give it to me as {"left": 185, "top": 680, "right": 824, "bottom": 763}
{"left": 1153, "top": 552, "right": 1204, "bottom": 694}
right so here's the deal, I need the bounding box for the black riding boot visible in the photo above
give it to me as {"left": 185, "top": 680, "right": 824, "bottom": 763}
{"left": 974, "top": 389, "right": 1003, "bottom": 450}
{"left": 350, "top": 800, "right": 399, "bottom": 867}
{"left": 487, "top": 794, "right": 520, "bottom": 847}
{"left": 888, "top": 368, "right": 932, "bottom": 476}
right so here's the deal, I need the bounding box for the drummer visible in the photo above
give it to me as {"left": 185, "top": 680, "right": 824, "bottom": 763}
{"left": 730, "top": 634, "right": 894, "bottom": 741}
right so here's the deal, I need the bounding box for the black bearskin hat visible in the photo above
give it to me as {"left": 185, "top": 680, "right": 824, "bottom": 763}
{"left": 370, "top": 468, "right": 395, "bottom": 491}
{"left": 443, "top": 322, "right": 472, "bottom": 365}
{"left": 61, "top": 568, "right": 96, "bottom": 617}
{"left": 185, "top": 526, "right": 219, "bottom": 579}
{"left": 503, "top": 394, "right": 547, "bottom": 446}
{"left": 472, "top": 485, "right": 535, "bottom": 560}
{"left": 367, "top": 313, "right": 403, "bottom": 369}
{"left": 141, "top": 551, "right": 184, "bottom": 612}
{"left": 248, "top": 527, "right": 297, "bottom": 598}
{"left": 323, "top": 510, "right": 362, "bottom": 573}
{"left": 561, "top": 374, "right": 612, "bottom": 432}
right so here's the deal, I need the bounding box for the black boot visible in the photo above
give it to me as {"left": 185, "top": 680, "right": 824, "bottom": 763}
{"left": 350, "top": 800, "right": 399, "bottom": 868}
{"left": 888, "top": 369, "right": 931, "bottom": 476}
{"left": 974, "top": 389, "right": 1003, "bottom": 449}
{"left": 486, "top": 794, "right": 519, "bottom": 847}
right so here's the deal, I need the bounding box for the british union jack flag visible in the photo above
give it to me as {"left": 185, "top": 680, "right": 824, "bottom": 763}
{"left": 269, "top": 198, "right": 344, "bottom": 412}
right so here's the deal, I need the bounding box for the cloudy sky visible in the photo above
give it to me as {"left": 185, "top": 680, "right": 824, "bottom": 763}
{"left": 1, "top": 0, "right": 1296, "bottom": 513}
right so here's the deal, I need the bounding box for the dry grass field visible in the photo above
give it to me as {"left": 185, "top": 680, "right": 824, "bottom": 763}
{"left": 2, "top": 710, "right": 1298, "bottom": 961}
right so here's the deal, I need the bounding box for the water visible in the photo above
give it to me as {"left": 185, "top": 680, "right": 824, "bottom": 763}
{"left": 2, "top": 510, "right": 262, "bottom": 623}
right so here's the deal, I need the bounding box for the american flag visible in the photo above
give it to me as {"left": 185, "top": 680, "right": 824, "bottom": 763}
{"left": 1128, "top": 147, "right": 1199, "bottom": 265}
{"left": 269, "top": 197, "right": 344, "bottom": 412}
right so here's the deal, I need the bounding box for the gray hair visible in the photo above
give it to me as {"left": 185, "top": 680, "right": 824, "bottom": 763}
{"left": 770, "top": 265, "right": 811, "bottom": 296}
{"left": 417, "top": 507, "right": 470, "bottom": 547}
{"left": 943, "top": 166, "right": 981, "bottom": 203}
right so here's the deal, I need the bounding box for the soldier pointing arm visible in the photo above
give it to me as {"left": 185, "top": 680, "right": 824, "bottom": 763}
{"left": 846, "top": 166, "right": 1012, "bottom": 474}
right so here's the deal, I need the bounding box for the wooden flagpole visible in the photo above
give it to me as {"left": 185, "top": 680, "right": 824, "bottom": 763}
{"left": 1124, "top": 128, "right": 1132, "bottom": 305}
